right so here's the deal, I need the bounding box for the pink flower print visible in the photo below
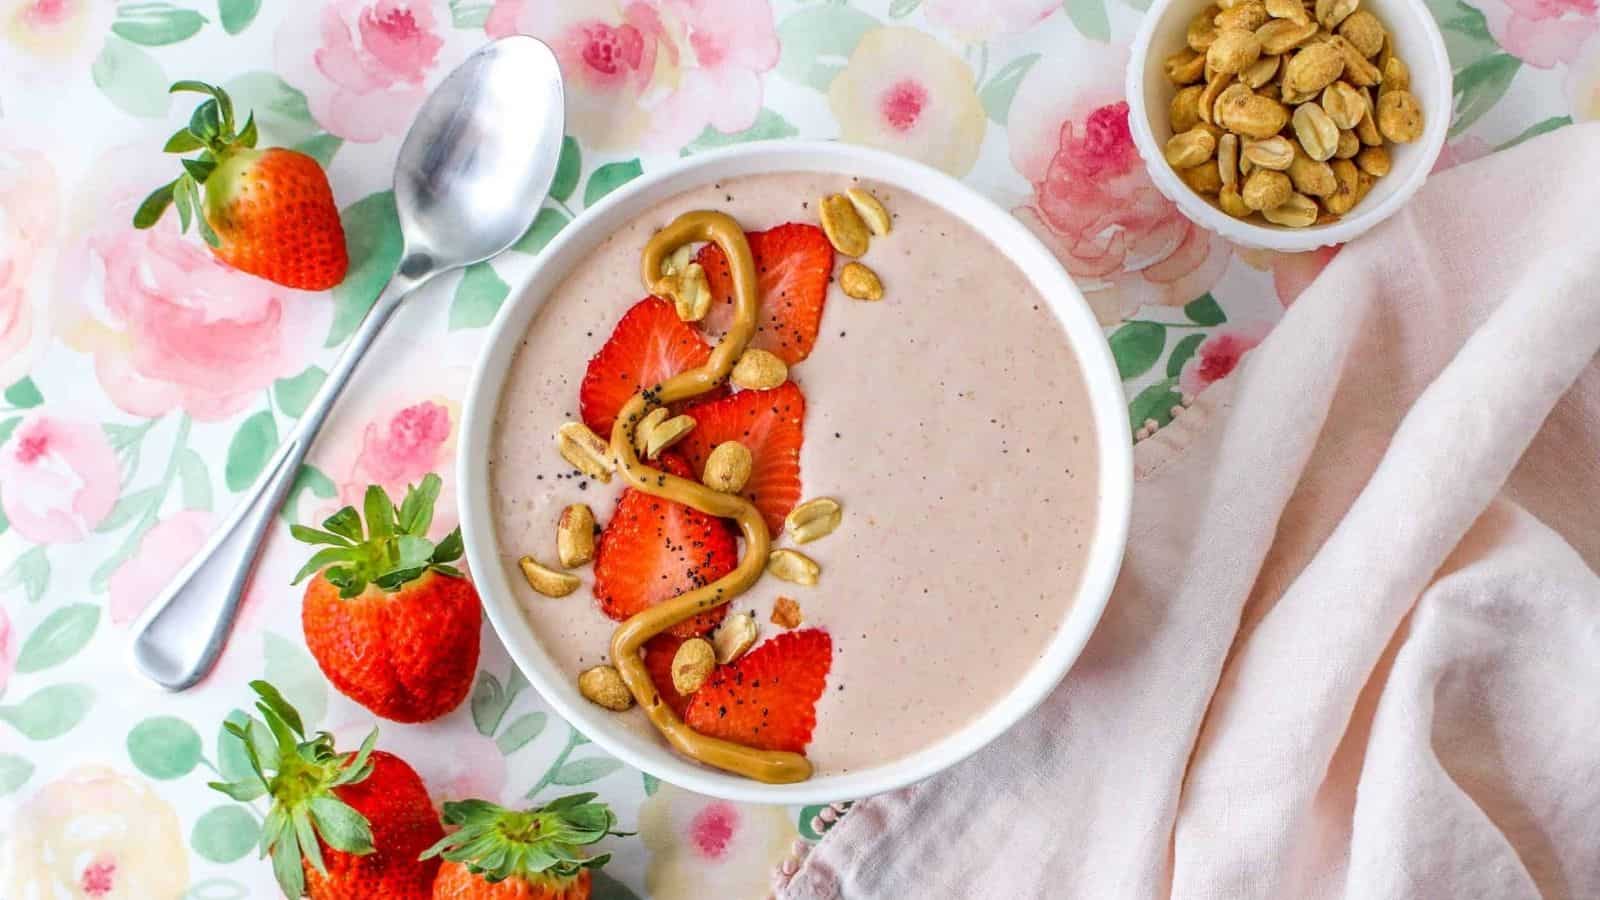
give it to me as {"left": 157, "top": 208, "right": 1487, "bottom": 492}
{"left": 1009, "top": 50, "right": 1228, "bottom": 324}
{"left": 0, "top": 603, "right": 14, "bottom": 696}
{"left": 1432, "top": 135, "right": 1495, "bottom": 173}
{"left": 485, "top": 0, "right": 780, "bottom": 151}
{"left": 53, "top": 145, "right": 328, "bottom": 424}
{"left": 107, "top": 511, "right": 212, "bottom": 625}
{"left": 1179, "top": 323, "right": 1272, "bottom": 397}
{"left": 0, "top": 416, "right": 119, "bottom": 544}
{"left": 276, "top": 0, "right": 450, "bottom": 142}
{"left": 1, "top": 0, "right": 117, "bottom": 79}
{"left": 827, "top": 27, "right": 987, "bottom": 176}
{"left": 639, "top": 782, "right": 797, "bottom": 899}
{"left": 1465, "top": 0, "right": 1597, "bottom": 68}
{"left": 0, "top": 145, "right": 58, "bottom": 386}
{"left": 924, "top": 0, "right": 1059, "bottom": 41}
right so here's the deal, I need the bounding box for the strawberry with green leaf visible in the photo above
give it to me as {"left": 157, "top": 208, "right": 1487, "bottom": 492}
{"left": 134, "top": 80, "right": 348, "bottom": 290}
{"left": 210, "top": 681, "right": 444, "bottom": 899}
{"left": 423, "top": 794, "right": 628, "bottom": 900}
{"left": 291, "top": 474, "right": 481, "bottom": 723}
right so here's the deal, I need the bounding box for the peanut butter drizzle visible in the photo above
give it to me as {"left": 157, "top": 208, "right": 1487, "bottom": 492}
{"left": 605, "top": 210, "right": 812, "bottom": 784}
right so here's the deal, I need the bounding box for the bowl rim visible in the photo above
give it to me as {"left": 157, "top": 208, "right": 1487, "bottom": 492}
{"left": 457, "top": 140, "right": 1133, "bottom": 804}
{"left": 1124, "top": 0, "right": 1453, "bottom": 251}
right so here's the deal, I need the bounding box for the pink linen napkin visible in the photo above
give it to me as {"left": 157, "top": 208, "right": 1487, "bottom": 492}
{"left": 781, "top": 124, "right": 1600, "bottom": 900}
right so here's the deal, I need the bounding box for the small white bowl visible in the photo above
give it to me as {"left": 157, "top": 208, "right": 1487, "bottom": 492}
{"left": 457, "top": 141, "right": 1133, "bottom": 804}
{"left": 1126, "top": 0, "right": 1452, "bottom": 250}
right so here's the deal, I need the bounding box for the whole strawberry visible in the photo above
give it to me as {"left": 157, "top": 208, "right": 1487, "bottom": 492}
{"left": 291, "top": 474, "right": 481, "bottom": 722}
{"left": 209, "top": 681, "right": 444, "bottom": 898}
{"left": 134, "top": 80, "right": 348, "bottom": 290}
{"left": 422, "top": 795, "right": 627, "bottom": 900}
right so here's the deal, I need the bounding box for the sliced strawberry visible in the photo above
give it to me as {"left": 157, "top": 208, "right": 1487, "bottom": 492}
{"left": 678, "top": 382, "right": 804, "bottom": 536}
{"left": 642, "top": 634, "right": 693, "bottom": 718}
{"left": 695, "top": 224, "right": 833, "bottom": 365}
{"left": 592, "top": 454, "right": 737, "bottom": 638}
{"left": 684, "top": 629, "right": 832, "bottom": 753}
{"left": 580, "top": 297, "right": 716, "bottom": 438}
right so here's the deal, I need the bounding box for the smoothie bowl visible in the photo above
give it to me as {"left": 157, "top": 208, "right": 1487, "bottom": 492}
{"left": 458, "top": 142, "right": 1131, "bottom": 803}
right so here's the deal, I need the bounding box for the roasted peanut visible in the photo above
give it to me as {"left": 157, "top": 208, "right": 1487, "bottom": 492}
{"left": 819, "top": 193, "right": 869, "bottom": 256}
{"left": 579, "top": 666, "right": 633, "bottom": 711}
{"left": 1335, "top": 129, "right": 1361, "bottom": 158}
{"left": 1292, "top": 102, "right": 1340, "bottom": 161}
{"left": 1285, "top": 43, "right": 1345, "bottom": 95}
{"left": 839, "top": 262, "right": 884, "bottom": 301}
{"left": 1179, "top": 160, "right": 1225, "bottom": 195}
{"left": 1355, "top": 143, "right": 1390, "bottom": 176}
{"left": 1261, "top": 191, "right": 1320, "bottom": 226}
{"left": 1166, "top": 48, "right": 1208, "bottom": 84}
{"left": 557, "top": 421, "right": 613, "bottom": 482}
{"left": 1323, "top": 158, "right": 1361, "bottom": 214}
{"left": 643, "top": 414, "right": 696, "bottom": 460}
{"left": 712, "top": 611, "right": 758, "bottom": 663}
{"left": 1218, "top": 92, "right": 1290, "bottom": 138}
{"left": 1256, "top": 17, "right": 1318, "bottom": 55}
{"left": 1218, "top": 185, "right": 1253, "bottom": 218}
{"left": 1241, "top": 54, "right": 1281, "bottom": 88}
{"left": 767, "top": 549, "right": 820, "bottom": 586}
{"left": 1376, "top": 89, "right": 1423, "bottom": 142}
{"left": 1242, "top": 169, "right": 1294, "bottom": 210}
{"left": 1287, "top": 147, "right": 1338, "bottom": 196}
{"left": 845, "top": 187, "right": 892, "bottom": 235}
{"left": 730, "top": 348, "right": 788, "bottom": 391}
{"left": 1338, "top": 9, "right": 1385, "bottom": 56}
{"left": 520, "top": 555, "right": 580, "bottom": 598}
{"left": 670, "top": 639, "right": 716, "bottom": 694}
{"left": 557, "top": 503, "right": 596, "bottom": 568}
{"left": 703, "top": 441, "right": 753, "bottom": 493}
{"left": 633, "top": 407, "right": 670, "bottom": 455}
{"left": 1165, "top": 127, "right": 1219, "bottom": 168}
{"left": 1188, "top": 6, "right": 1222, "bottom": 50}
{"left": 786, "top": 497, "right": 843, "bottom": 544}
{"left": 1171, "top": 84, "right": 1206, "bottom": 132}
{"left": 1216, "top": 0, "right": 1269, "bottom": 30}
{"left": 1208, "top": 28, "right": 1263, "bottom": 74}
{"left": 1243, "top": 135, "right": 1297, "bottom": 169}
{"left": 1266, "top": 0, "right": 1309, "bottom": 22}
{"left": 1315, "top": 0, "right": 1358, "bottom": 29}
{"left": 1334, "top": 36, "right": 1382, "bottom": 85}
{"left": 1218, "top": 133, "right": 1241, "bottom": 188}
{"left": 1321, "top": 80, "right": 1367, "bottom": 129}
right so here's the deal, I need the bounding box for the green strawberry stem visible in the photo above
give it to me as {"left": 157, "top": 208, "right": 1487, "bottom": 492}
{"left": 290, "top": 473, "right": 464, "bottom": 598}
{"left": 419, "top": 794, "right": 629, "bottom": 884}
{"left": 133, "top": 79, "right": 261, "bottom": 247}
{"left": 208, "top": 681, "right": 378, "bottom": 899}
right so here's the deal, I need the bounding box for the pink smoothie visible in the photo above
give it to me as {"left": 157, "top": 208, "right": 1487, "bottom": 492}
{"left": 489, "top": 172, "right": 1099, "bottom": 775}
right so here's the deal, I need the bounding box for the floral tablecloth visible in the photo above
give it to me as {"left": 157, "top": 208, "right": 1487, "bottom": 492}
{"left": 0, "top": 0, "right": 1591, "bottom": 897}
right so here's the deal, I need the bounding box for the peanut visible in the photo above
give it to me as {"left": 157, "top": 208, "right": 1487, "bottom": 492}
{"left": 839, "top": 262, "right": 884, "bottom": 301}
{"left": 670, "top": 638, "right": 716, "bottom": 694}
{"left": 731, "top": 348, "right": 788, "bottom": 391}
{"left": 578, "top": 666, "right": 633, "bottom": 711}
{"left": 556, "top": 503, "right": 596, "bottom": 568}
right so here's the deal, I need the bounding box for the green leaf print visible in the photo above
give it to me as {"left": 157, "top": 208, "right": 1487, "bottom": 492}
{"left": 471, "top": 666, "right": 530, "bottom": 736}
{"left": 551, "top": 136, "right": 581, "bottom": 204}
{"left": 281, "top": 463, "right": 337, "bottom": 524}
{"left": 225, "top": 410, "right": 279, "bottom": 492}
{"left": 1497, "top": 116, "right": 1572, "bottom": 151}
{"left": 550, "top": 757, "right": 623, "bottom": 786}
{"left": 95, "top": 486, "right": 161, "bottom": 534}
{"left": 1, "top": 546, "right": 50, "bottom": 604}
{"left": 218, "top": 0, "right": 261, "bottom": 34}
{"left": 4, "top": 376, "right": 42, "bottom": 408}
{"left": 293, "top": 133, "right": 344, "bottom": 168}
{"left": 274, "top": 367, "right": 328, "bottom": 419}
{"left": 584, "top": 160, "right": 644, "bottom": 207}
{"left": 192, "top": 805, "right": 261, "bottom": 863}
{"left": 1063, "top": 0, "right": 1111, "bottom": 43}
{"left": 112, "top": 3, "right": 208, "bottom": 46}
{"left": 681, "top": 108, "right": 801, "bottom": 156}
{"left": 1184, "top": 293, "right": 1227, "bottom": 325}
{"left": 0, "top": 416, "right": 18, "bottom": 444}
{"left": 512, "top": 208, "right": 570, "bottom": 255}
{"left": 979, "top": 53, "right": 1042, "bottom": 125}
{"left": 449, "top": 0, "right": 494, "bottom": 28}
{"left": 92, "top": 37, "right": 171, "bottom": 118}
{"left": 798, "top": 804, "right": 832, "bottom": 840}
{"left": 329, "top": 191, "right": 402, "bottom": 347}
{"left": 1167, "top": 333, "right": 1207, "bottom": 378}
{"left": 1427, "top": 0, "right": 1500, "bottom": 69}
{"left": 15, "top": 604, "right": 100, "bottom": 674}
{"left": 642, "top": 773, "right": 660, "bottom": 796}
{"left": 495, "top": 712, "right": 547, "bottom": 755}
{"left": 222, "top": 72, "right": 320, "bottom": 146}
{"left": 1109, "top": 321, "right": 1166, "bottom": 380}
{"left": 263, "top": 632, "right": 328, "bottom": 726}
{"left": 1451, "top": 54, "right": 1521, "bottom": 137}
{"left": 178, "top": 447, "right": 213, "bottom": 510}
{"left": 450, "top": 261, "right": 511, "bottom": 330}
{"left": 186, "top": 879, "right": 251, "bottom": 900}
{"left": 127, "top": 715, "right": 204, "bottom": 779}
{"left": 0, "top": 753, "right": 34, "bottom": 795}
{"left": 0, "top": 683, "right": 94, "bottom": 740}
{"left": 888, "top": 0, "right": 924, "bottom": 17}
{"left": 1128, "top": 377, "right": 1184, "bottom": 435}
{"left": 777, "top": 5, "right": 880, "bottom": 91}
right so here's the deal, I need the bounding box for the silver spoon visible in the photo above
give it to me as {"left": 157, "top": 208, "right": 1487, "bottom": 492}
{"left": 131, "top": 36, "right": 565, "bottom": 690}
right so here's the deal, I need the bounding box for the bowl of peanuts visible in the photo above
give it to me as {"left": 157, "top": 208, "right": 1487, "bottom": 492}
{"left": 1127, "top": 0, "right": 1450, "bottom": 249}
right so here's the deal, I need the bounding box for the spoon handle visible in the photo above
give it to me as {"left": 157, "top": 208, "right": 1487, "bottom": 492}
{"left": 130, "top": 271, "right": 422, "bottom": 690}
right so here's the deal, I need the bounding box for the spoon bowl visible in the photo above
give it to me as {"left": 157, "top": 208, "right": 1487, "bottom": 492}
{"left": 131, "top": 36, "right": 566, "bottom": 691}
{"left": 396, "top": 35, "right": 565, "bottom": 271}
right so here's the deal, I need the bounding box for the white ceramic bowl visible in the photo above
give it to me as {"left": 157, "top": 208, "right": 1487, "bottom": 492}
{"left": 458, "top": 141, "right": 1132, "bottom": 804}
{"left": 1126, "top": 0, "right": 1452, "bottom": 250}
